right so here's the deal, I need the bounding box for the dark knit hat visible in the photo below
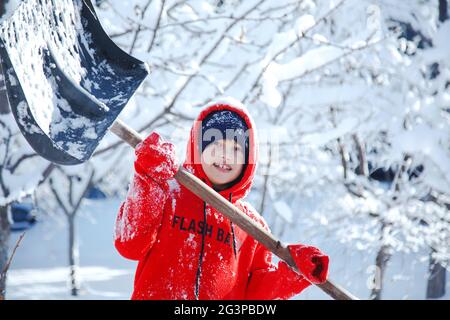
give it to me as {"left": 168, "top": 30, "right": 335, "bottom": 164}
{"left": 200, "top": 110, "right": 249, "bottom": 160}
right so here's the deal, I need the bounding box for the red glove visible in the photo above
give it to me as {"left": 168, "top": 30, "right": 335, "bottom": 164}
{"left": 287, "top": 244, "right": 329, "bottom": 284}
{"left": 134, "top": 132, "right": 178, "bottom": 184}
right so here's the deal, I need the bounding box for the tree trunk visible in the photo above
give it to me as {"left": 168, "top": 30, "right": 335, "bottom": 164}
{"left": 426, "top": 250, "right": 446, "bottom": 299}
{"left": 0, "top": 205, "right": 10, "bottom": 300}
{"left": 68, "top": 215, "right": 79, "bottom": 296}
{"left": 439, "top": 0, "right": 448, "bottom": 22}
{"left": 370, "top": 222, "right": 391, "bottom": 300}
{"left": 258, "top": 142, "right": 272, "bottom": 216}
{"left": 352, "top": 134, "right": 368, "bottom": 177}
{"left": 370, "top": 243, "right": 391, "bottom": 300}
{"left": 0, "top": 1, "right": 6, "bottom": 17}
{"left": 337, "top": 137, "right": 348, "bottom": 180}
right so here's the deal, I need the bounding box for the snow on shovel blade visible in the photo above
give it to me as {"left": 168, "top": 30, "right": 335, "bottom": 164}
{"left": 0, "top": 0, "right": 149, "bottom": 165}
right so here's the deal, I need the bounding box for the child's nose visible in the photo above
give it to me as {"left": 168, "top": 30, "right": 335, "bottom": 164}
{"left": 224, "top": 149, "right": 236, "bottom": 162}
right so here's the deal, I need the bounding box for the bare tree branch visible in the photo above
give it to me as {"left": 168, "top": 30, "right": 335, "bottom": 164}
{"left": 147, "top": 0, "right": 166, "bottom": 53}
{"left": 129, "top": 0, "right": 153, "bottom": 54}
{"left": 0, "top": 232, "right": 25, "bottom": 300}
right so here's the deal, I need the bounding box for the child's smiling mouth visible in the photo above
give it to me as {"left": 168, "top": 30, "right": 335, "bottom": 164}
{"left": 213, "top": 162, "right": 232, "bottom": 172}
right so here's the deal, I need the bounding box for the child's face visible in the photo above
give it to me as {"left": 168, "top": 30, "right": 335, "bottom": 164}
{"left": 201, "top": 139, "right": 245, "bottom": 188}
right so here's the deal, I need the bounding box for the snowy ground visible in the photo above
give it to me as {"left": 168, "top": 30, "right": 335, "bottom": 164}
{"left": 6, "top": 197, "right": 449, "bottom": 300}
{"left": 6, "top": 198, "right": 136, "bottom": 300}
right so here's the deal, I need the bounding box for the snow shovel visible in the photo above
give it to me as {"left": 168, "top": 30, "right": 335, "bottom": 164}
{"left": 0, "top": 0, "right": 149, "bottom": 164}
{"left": 0, "top": 0, "right": 358, "bottom": 300}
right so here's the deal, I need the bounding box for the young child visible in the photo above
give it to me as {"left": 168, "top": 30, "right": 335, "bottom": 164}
{"left": 114, "top": 99, "right": 329, "bottom": 300}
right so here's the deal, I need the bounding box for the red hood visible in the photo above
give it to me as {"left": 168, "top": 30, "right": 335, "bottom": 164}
{"left": 184, "top": 99, "right": 258, "bottom": 201}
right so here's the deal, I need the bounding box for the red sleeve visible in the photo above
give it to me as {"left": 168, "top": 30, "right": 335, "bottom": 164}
{"left": 242, "top": 204, "right": 311, "bottom": 300}
{"left": 245, "top": 243, "right": 311, "bottom": 300}
{"left": 114, "top": 172, "right": 168, "bottom": 260}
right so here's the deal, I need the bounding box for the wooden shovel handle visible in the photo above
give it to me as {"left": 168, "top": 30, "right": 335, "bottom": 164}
{"left": 110, "top": 119, "right": 358, "bottom": 300}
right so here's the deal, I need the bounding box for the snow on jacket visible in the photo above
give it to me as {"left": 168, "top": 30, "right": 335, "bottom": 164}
{"left": 114, "top": 100, "right": 312, "bottom": 300}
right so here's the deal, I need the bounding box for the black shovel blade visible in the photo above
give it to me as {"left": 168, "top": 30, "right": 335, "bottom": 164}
{"left": 0, "top": 0, "right": 149, "bottom": 165}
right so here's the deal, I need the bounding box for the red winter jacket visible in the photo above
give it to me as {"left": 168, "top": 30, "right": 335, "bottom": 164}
{"left": 114, "top": 101, "right": 326, "bottom": 300}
